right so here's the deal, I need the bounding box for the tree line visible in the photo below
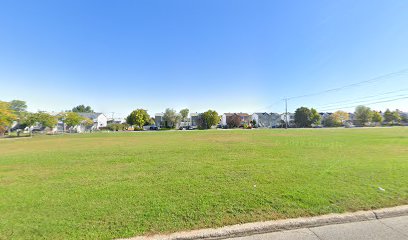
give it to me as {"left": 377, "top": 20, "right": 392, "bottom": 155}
{"left": 293, "top": 105, "right": 407, "bottom": 128}
{"left": 125, "top": 108, "right": 219, "bottom": 130}
{"left": 1, "top": 99, "right": 407, "bottom": 136}
{"left": 0, "top": 101, "right": 97, "bottom": 135}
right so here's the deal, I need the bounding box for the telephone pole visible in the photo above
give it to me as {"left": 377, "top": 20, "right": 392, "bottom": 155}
{"left": 285, "top": 98, "right": 288, "bottom": 129}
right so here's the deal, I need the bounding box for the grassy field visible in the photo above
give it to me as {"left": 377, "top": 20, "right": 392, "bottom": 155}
{"left": 0, "top": 128, "right": 407, "bottom": 239}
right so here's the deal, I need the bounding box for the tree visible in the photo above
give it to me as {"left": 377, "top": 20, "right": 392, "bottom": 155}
{"left": 72, "top": 105, "right": 94, "bottom": 113}
{"left": 251, "top": 119, "right": 257, "bottom": 127}
{"left": 148, "top": 117, "right": 155, "bottom": 125}
{"left": 392, "top": 110, "right": 401, "bottom": 124}
{"left": 322, "top": 115, "right": 337, "bottom": 127}
{"left": 354, "top": 105, "right": 372, "bottom": 126}
{"left": 310, "top": 108, "right": 321, "bottom": 126}
{"left": 64, "top": 112, "right": 83, "bottom": 128}
{"left": 197, "top": 110, "right": 219, "bottom": 129}
{"left": 126, "top": 109, "right": 150, "bottom": 129}
{"left": 179, "top": 108, "right": 189, "bottom": 122}
{"left": 25, "top": 112, "right": 57, "bottom": 129}
{"left": 82, "top": 118, "right": 94, "bottom": 129}
{"left": 383, "top": 109, "right": 393, "bottom": 123}
{"left": 9, "top": 100, "right": 27, "bottom": 115}
{"left": 333, "top": 111, "right": 349, "bottom": 123}
{"left": 226, "top": 114, "right": 241, "bottom": 128}
{"left": 324, "top": 110, "right": 350, "bottom": 127}
{"left": 372, "top": 111, "right": 383, "bottom": 124}
{"left": 162, "top": 108, "right": 180, "bottom": 128}
{"left": 401, "top": 113, "right": 408, "bottom": 123}
{"left": 0, "top": 101, "right": 16, "bottom": 136}
{"left": 294, "top": 107, "right": 312, "bottom": 127}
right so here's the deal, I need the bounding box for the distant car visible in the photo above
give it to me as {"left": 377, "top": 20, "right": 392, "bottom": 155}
{"left": 179, "top": 126, "right": 195, "bottom": 130}
{"left": 149, "top": 125, "right": 158, "bottom": 130}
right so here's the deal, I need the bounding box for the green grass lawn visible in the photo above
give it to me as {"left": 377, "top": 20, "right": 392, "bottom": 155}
{"left": 0, "top": 128, "right": 407, "bottom": 239}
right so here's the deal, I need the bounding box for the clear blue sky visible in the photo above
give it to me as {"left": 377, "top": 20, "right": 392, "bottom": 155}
{"left": 1, "top": 0, "right": 407, "bottom": 118}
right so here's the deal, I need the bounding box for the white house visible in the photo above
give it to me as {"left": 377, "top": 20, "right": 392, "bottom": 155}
{"left": 77, "top": 112, "right": 108, "bottom": 132}
{"left": 252, "top": 112, "right": 281, "bottom": 128}
{"left": 280, "top": 113, "right": 295, "bottom": 127}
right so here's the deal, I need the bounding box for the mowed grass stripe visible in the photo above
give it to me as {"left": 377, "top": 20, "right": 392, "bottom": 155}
{"left": 0, "top": 128, "right": 407, "bottom": 239}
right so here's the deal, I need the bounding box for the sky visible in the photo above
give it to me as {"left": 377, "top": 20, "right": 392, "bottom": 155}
{"left": 1, "top": 0, "right": 407, "bottom": 119}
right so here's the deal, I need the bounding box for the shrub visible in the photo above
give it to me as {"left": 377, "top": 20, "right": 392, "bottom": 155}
{"left": 227, "top": 114, "right": 241, "bottom": 128}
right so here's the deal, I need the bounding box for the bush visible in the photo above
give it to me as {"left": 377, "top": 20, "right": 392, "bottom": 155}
{"left": 107, "top": 123, "right": 128, "bottom": 131}
{"left": 133, "top": 126, "right": 143, "bottom": 131}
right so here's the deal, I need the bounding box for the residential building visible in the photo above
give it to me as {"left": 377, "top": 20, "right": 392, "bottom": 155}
{"left": 280, "top": 113, "right": 295, "bottom": 127}
{"left": 77, "top": 112, "right": 108, "bottom": 131}
{"left": 221, "top": 113, "right": 251, "bottom": 127}
{"left": 319, "top": 112, "right": 333, "bottom": 122}
{"left": 252, "top": 112, "right": 281, "bottom": 128}
{"left": 190, "top": 112, "right": 200, "bottom": 127}
{"left": 155, "top": 113, "right": 165, "bottom": 127}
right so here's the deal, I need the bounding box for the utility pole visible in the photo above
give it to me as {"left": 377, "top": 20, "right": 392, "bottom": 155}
{"left": 111, "top": 112, "right": 115, "bottom": 123}
{"left": 285, "top": 98, "right": 288, "bottom": 129}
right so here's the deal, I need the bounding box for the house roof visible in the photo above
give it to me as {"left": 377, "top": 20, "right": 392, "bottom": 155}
{"left": 223, "top": 112, "right": 250, "bottom": 117}
{"left": 253, "top": 112, "right": 271, "bottom": 116}
{"left": 77, "top": 112, "right": 104, "bottom": 120}
{"left": 155, "top": 113, "right": 164, "bottom": 117}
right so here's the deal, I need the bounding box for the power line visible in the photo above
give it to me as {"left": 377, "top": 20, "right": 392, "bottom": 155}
{"left": 256, "top": 68, "right": 408, "bottom": 113}
{"left": 286, "top": 68, "right": 408, "bottom": 100}
{"left": 253, "top": 99, "right": 284, "bottom": 112}
{"left": 318, "top": 96, "right": 408, "bottom": 112}
{"left": 313, "top": 94, "right": 408, "bottom": 110}
{"left": 314, "top": 88, "right": 408, "bottom": 109}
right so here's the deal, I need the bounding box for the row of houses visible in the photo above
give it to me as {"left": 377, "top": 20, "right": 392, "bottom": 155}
{"left": 154, "top": 112, "right": 296, "bottom": 128}
{"left": 87, "top": 110, "right": 406, "bottom": 130}
{"left": 30, "top": 109, "right": 406, "bottom": 133}
{"left": 51, "top": 112, "right": 109, "bottom": 133}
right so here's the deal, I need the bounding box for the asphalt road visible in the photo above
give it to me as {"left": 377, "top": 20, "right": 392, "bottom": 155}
{"left": 228, "top": 215, "right": 408, "bottom": 240}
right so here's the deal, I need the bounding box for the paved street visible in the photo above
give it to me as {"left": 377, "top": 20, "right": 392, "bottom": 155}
{"left": 228, "top": 215, "right": 408, "bottom": 240}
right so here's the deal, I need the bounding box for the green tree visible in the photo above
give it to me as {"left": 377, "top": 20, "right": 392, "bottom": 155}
{"left": 294, "top": 107, "right": 312, "bottom": 127}
{"left": 383, "top": 109, "right": 393, "bottom": 123}
{"left": 163, "top": 108, "right": 180, "bottom": 128}
{"left": 10, "top": 100, "right": 27, "bottom": 115}
{"left": 392, "top": 111, "right": 401, "bottom": 124}
{"left": 371, "top": 111, "right": 383, "bottom": 124}
{"left": 25, "top": 112, "right": 57, "bottom": 129}
{"left": 0, "top": 101, "right": 16, "bottom": 136}
{"left": 179, "top": 108, "right": 189, "bottom": 122}
{"left": 322, "top": 115, "right": 336, "bottom": 127}
{"left": 126, "top": 109, "right": 150, "bottom": 129}
{"left": 198, "top": 110, "right": 219, "bottom": 129}
{"left": 64, "top": 112, "right": 83, "bottom": 128}
{"left": 72, "top": 105, "right": 94, "bottom": 113}
{"left": 354, "top": 105, "right": 372, "bottom": 126}
{"left": 310, "top": 108, "right": 321, "bottom": 125}
{"left": 82, "top": 118, "right": 94, "bottom": 129}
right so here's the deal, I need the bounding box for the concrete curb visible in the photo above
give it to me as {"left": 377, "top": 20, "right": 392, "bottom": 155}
{"left": 120, "top": 205, "right": 408, "bottom": 240}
